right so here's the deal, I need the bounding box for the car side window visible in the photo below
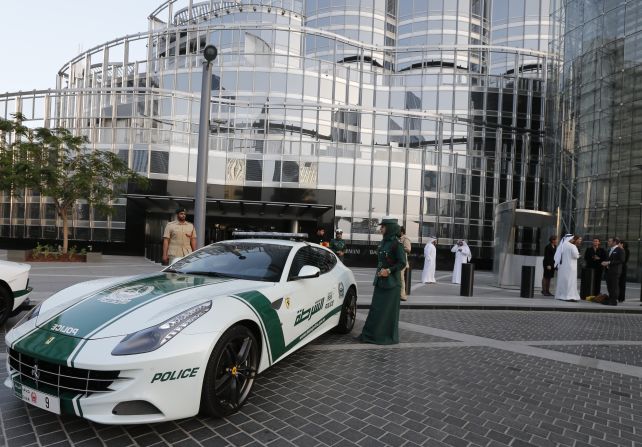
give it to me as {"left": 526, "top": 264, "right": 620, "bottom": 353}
{"left": 288, "top": 246, "right": 314, "bottom": 280}
{"left": 288, "top": 246, "right": 338, "bottom": 280}
{"left": 310, "top": 247, "right": 337, "bottom": 274}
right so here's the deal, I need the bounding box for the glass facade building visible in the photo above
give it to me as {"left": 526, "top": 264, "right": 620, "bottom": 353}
{"left": 550, "top": 0, "right": 642, "bottom": 279}
{"left": 0, "top": 0, "right": 556, "bottom": 260}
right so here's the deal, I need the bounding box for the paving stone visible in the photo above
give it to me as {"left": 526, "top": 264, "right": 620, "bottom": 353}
{"left": 226, "top": 431, "right": 254, "bottom": 446}
{"left": 103, "top": 435, "right": 134, "bottom": 447}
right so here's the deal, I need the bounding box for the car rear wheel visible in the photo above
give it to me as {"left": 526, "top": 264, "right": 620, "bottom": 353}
{"left": 200, "top": 325, "right": 259, "bottom": 417}
{"left": 335, "top": 287, "right": 357, "bottom": 334}
{"left": 0, "top": 287, "right": 13, "bottom": 326}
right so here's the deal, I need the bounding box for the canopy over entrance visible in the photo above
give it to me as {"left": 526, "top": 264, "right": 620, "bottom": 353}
{"left": 125, "top": 194, "right": 332, "bottom": 220}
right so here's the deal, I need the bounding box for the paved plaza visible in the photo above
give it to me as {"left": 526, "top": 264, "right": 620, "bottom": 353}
{"left": 1, "top": 255, "right": 642, "bottom": 446}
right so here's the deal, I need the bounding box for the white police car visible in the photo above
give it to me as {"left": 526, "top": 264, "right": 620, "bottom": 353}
{"left": 4, "top": 237, "right": 357, "bottom": 424}
{"left": 0, "top": 260, "right": 32, "bottom": 326}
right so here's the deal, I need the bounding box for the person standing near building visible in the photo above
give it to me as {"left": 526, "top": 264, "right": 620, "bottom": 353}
{"left": 601, "top": 237, "right": 624, "bottom": 306}
{"left": 618, "top": 240, "right": 630, "bottom": 302}
{"left": 541, "top": 235, "right": 557, "bottom": 296}
{"left": 399, "top": 226, "right": 412, "bottom": 301}
{"left": 359, "top": 217, "right": 406, "bottom": 345}
{"left": 421, "top": 237, "right": 437, "bottom": 284}
{"left": 162, "top": 208, "right": 197, "bottom": 265}
{"left": 583, "top": 238, "right": 606, "bottom": 296}
{"left": 450, "top": 240, "right": 471, "bottom": 284}
{"left": 329, "top": 228, "right": 347, "bottom": 262}
{"left": 315, "top": 227, "right": 328, "bottom": 247}
{"left": 554, "top": 234, "right": 581, "bottom": 302}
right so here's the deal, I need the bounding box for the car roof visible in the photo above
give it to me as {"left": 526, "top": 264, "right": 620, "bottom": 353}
{"left": 217, "top": 239, "right": 334, "bottom": 254}
{"left": 217, "top": 238, "right": 307, "bottom": 248}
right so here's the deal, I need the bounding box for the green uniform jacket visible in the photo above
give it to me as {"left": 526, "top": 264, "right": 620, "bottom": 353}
{"left": 329, "top": 238, "right": 346, "bottom": 256}
{"left": 360, "top": 224, "right": 405, "bottom": 345}
{"left": 372, "top": 238, "right": 406, "bottom": 289}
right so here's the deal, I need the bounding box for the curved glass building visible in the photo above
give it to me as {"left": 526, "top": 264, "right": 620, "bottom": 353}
{"left": 550, "top": 0, "right": 642, "bottom": 279}
{"left": 0, "top": 0, "right": 556, "bottom": 261}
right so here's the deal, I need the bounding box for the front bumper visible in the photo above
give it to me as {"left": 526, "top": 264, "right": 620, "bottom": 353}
{"left": 5, "top": 332, "right": 217, "bottom": 424}
{"left": 12, "top": 286, "right": 32, "bottom": 312}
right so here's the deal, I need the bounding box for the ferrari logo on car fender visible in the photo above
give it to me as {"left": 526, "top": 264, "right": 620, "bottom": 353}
{"left": 151, "top": 367, "right": 200, "bottom": 383}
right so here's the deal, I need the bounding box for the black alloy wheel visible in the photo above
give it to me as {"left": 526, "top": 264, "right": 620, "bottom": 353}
{"left": 335, "top": 287, "right": 357, "bottom": 334}
{"left": 200, "top": 325, "right": 259, "bottom": 417}
{"left": 0, "top": 287, "right": 13, "bottom": 326}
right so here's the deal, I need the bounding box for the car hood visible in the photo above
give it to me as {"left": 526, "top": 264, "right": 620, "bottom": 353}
{"left": 35, "top": 272, "right": 270, "bottom": 339}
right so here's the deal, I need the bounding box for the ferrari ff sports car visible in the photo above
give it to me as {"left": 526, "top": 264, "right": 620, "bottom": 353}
{"left": 4, "top": 239, "right": 357, "bottom": 424}
{"left": 0, "top": 260, "right": 33, "bottom": 326}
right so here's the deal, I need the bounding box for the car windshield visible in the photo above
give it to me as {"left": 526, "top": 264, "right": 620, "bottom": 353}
{"left": 168, "top": 242, "right": 292, "bottom": 282}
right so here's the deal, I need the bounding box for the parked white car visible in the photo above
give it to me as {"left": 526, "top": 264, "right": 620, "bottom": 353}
{"left": 5, "top": 239, "right": 357, "bottom": 424}
{"left": 0, "top": 260, "right": 32, "bottom": 325}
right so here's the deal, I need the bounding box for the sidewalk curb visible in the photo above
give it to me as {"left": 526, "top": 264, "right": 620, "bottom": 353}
{"left": 357, "top": 304, "right": 642, "bottom": 313}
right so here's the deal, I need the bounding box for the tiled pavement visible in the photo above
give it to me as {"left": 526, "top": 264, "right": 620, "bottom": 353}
{"left": 2, "top": 255, "right": 642, "bottom": 446}
{"left": 3, "top": 309, "right": 642, "bottom": 447}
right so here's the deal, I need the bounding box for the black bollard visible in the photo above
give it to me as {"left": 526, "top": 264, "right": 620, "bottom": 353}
{"left": 520, "top": 265, "right": 535, "bottom": 298}
{"left": 580, "top": 268, "right": 595, "bottom": 299}
{"left": 405, "top": 266, "right": 412, "bottom": 296}
{"left": 460, "top": 263, "right": 474, "bottom": 296}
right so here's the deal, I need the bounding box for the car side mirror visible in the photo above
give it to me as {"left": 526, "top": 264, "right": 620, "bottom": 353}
{"left": 293, "top": 265, "right": 320, "bottom": 280}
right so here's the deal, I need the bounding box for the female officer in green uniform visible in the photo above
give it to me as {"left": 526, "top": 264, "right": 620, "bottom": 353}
{"left": 359, "top": 217, "right": 406, "bottom": 345}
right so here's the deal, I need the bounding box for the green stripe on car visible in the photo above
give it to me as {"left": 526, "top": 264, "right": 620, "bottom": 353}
{"left": 233, "top": 291, "right": 341, "bottom": 364}
{"left": 13, "top": 273, "right": 229, "bottom": 367}
{"left": 13, "top": 287, "right": 32, "bottom": 298}
{"left": 234, "top": 291, "right": 287, "bottom": 362}
{"left": 68, "top": 276, "right": 229, "bottom": 367}
{"left": 45, "top": 274, "right": 219, "bottom": 338}
{"left": 13, "top": 328, "right": 83, "bottom": 364}
{"left": 283, "top": 306, "right": 342, "bottom": 352}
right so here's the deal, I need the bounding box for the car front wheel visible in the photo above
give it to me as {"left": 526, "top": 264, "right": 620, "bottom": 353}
{"left": 200, "top": 325, "right": 259, "bottom": 417}
{"left": 335, "top": 287, "right": 357, "bottom": 334}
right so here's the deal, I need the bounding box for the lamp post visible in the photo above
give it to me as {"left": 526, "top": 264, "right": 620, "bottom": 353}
{"left": 194, "top": 44, "right": 218, "bottom": 249}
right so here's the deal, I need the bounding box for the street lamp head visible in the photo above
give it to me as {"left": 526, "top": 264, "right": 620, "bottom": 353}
{"left": 203, "top": 45, "right": 218, "bottom": 62}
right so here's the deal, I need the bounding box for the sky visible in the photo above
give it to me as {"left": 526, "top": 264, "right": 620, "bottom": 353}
{"left": 0, "top": 0, "right": 157, "bottom": 93}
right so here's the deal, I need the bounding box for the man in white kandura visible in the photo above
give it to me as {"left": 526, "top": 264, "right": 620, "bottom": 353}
{"left": 421, "top": 237, "right": 437, "bottom": 284}
{"left": 450, "top": 240, "right": 471, "bottom": 284}
{"left": 553, "top": 234, "right": 581, "bottom": 302}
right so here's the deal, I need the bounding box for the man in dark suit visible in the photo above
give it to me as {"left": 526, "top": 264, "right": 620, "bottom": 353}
{"left": 583, "top": 238, "right": 606, "bottom": 295}
{"left": 541, "top": 235, "right": 557, "bottom": 296}
{"left": 601, "top": 237, "right": 624, "bottom": 306}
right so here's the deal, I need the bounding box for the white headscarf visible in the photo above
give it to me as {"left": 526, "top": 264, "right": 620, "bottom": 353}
{"left": 553, "top": 234, "right": 573, "bottom": 268}
{"left": 424, "top": 237, "right": 436, "bottom": 255}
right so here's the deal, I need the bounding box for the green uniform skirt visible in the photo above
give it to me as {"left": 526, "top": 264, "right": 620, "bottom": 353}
{"left": 359, "top": 285, "right": 400, "bottom": 344}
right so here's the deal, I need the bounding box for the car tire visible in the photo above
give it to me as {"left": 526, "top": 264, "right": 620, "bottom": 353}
{"left": 200, "top": 325, "right": 259, "bottom": 418}
{"left": 0, "top": 286, "right": 13, "bottom": 326}
{"left": 335, "top": 287, "right": 357, "bottom": 334}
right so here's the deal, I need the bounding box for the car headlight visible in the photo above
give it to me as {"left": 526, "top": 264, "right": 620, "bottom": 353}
{"left": 111, "top": 301, "right": 212, "bottom": 356}
{"left": 15, "top": 303, "right": 41, "bottom": 328}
